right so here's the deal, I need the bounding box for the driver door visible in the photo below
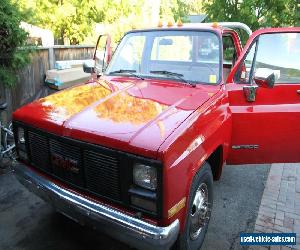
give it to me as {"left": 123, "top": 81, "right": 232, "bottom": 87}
{"left": 226, "top": 28, "right": 300, "bottom": 164}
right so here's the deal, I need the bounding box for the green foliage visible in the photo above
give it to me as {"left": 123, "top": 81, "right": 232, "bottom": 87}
{"left": 16, "top": 0, "right": 300, "bottom": 48}
{"left": 17, "top": 0, "right": 145, "bottom": 45}
{"left": 17, "top": 0, "right": 95, "bottom": 45}
{"left": 93, "top": 0, "right": 145, "bottom": 43}
{"left": 160, "top": 0, "right": 205, "bottom": 22}
{"left": 203, "top": 0, "right": 300, "bottom": 31}
{"left": 0, "top": 0, "right": 31, "bottom": 87}
{"left": 18, "top": 0, "right": 195, "bottom": 45}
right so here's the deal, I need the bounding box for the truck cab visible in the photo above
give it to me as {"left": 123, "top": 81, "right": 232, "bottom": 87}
{"left": 12, "top": 22, "right": 300, "bottom": 250}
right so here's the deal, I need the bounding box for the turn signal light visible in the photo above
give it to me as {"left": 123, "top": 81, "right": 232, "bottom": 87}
{"left": 131, "top": 195, "right": 156, "bottom": 212}
{"left": 167, "top": 20, "right": 174, "bottom": 27}
{"left": 177, "top": 19, "right": 183, "bottom": 27}
{"left": 212, "top": 22, "right": 218, "bottom": 28}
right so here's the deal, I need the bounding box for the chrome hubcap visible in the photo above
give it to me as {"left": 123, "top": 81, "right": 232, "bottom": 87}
{"left": 189, "top": 183, "right": 210, "bottom": 240}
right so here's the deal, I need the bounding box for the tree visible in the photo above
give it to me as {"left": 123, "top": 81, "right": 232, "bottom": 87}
{"left": 0, "top": 0, "right": 31, "bottom": 86}
{"left": 17, "top": 0, "right": 145, "bottom": 45}
{"left": 16, "top": 0, "right": 96, "bottom": 45}
{"left": 17, "top": 0, "right": 205, "bottom": 46}
{"left": 203, "top": 0, "right": 300, "bottom": 31}
{"left": 160, "top": 0, "right": 205, "bottom": 22}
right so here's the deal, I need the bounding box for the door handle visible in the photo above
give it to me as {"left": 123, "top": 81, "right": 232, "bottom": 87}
{"left": 297, "top": 90, "right": 300, "bottom": 94}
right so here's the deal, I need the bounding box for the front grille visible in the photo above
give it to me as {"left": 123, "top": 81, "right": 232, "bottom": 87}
{"left": 28, "top": 131, "right": 50, "bottom": 172}
{"left": 14, "top": 122, "right": 163, "bottom": 219}
{"left": 27, "top": 130, "right": 121, "bottom": 202}
{"left": 49, "top": 139, "right": 83, "bottom": 186}
{"left": 84, "top": 150, "right": 120, "bottom": 199}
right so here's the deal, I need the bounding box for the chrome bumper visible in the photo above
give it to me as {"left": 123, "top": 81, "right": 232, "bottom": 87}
{"left": 13, "top": 162, "right": 179, "bottom": 250}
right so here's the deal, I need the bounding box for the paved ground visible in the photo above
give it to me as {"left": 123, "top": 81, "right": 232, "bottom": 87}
{"left": 251, "top": 163, "right": 300, "bottom": 250}
{"left": 0, "top": 164, "right": 270, "bottom": 250}
{"left": 202, "top": 164, "right": 270, "bottom": 250}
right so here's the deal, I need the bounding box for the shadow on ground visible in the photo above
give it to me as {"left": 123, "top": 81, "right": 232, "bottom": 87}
{"left": 0, "top": 164, "right": 270, "bottom": 250}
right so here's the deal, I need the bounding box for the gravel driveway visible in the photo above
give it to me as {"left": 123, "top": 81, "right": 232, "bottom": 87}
{"left": 0, "top": 164, "right": 270, "bottom": 250}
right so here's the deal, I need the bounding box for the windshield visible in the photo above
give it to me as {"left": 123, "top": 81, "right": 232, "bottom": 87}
{"left": 105, "top": 30, "right": 221, "bottom": 85}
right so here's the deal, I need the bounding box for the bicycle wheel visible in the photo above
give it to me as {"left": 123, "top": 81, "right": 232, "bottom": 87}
{"left": 6, "top": 122, "right": 16, "bottom": 159}
{"left": 1, "top": 123, "right": 15, "bottom": 161}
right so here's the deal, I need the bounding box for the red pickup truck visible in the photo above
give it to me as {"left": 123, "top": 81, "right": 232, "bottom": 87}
{"left": 12, "top": 22, "right": 300, "bottom": 250}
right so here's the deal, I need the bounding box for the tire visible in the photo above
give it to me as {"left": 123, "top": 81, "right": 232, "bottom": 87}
{"left": 174, "top": 162, "right": 213, "bottom": 250}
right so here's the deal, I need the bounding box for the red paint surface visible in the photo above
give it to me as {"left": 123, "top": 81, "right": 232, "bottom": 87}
{"left": 226, "top": 27, "right": 300, "bottom": 164}
{"left": 13, "top": 76, "right": 220, "bottom": 159}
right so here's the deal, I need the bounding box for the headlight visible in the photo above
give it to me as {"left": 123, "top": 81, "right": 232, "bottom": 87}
{"left": 18, "top": 127, "right": 25, "bottom": 144}
{"left": 133, "top": 163, "right": 157, "bottom": 190}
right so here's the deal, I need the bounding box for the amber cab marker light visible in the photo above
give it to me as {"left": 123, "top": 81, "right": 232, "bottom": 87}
{"left": 158, "top": 20, "right": 163, "bottom": 27}
{"left": 177, "top": 19, "right": 183, "bottom": 27}
{"left": 167, "top": 20, "right": 174, "bottom": 27}
{"left": 212, "top": 22, "right": 218, "bottom": 28}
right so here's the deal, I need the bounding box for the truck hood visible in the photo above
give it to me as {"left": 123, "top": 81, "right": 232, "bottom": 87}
{"left": 13, "top": 76, "right": 220, "bottom": 158}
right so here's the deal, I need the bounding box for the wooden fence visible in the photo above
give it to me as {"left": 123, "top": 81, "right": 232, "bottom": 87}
{"left": 0, "top": 45, "right": 95, "bottom": 124}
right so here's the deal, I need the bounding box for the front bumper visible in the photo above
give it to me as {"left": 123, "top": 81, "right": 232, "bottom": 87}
{"left": 13, "top": 162, "right": 179, "bottom": 250}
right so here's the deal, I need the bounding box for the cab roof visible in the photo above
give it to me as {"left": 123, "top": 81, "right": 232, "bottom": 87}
{"left": 131, "top": 23, "right": 224, "bottom": 34}
{"left": 129, "top": 22, "right": 252, "bottom": 36}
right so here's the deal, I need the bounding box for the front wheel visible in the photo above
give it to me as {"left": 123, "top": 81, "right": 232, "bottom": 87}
{"left": 175, "top": 162, "right": 213, "bottom": 250}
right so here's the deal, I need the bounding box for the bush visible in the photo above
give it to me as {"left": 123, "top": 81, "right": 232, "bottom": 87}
{"left": 0, "top": 0, "right": 31, "bottom": 87}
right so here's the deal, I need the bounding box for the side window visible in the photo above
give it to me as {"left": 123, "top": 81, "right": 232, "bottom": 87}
{"left": 223, "top": 35, "right": 236, "bottom": 66}
{"left": 235, "top": 41, "right": 257, "bottom": 84}
{"left": 223, "top": 34, "right": 238, "bottom": 81}
{"left": 236, "top": 32, "right": 300, "bottom": 84}
{"left": 253, "top": 33, "right": 300, "bottom": 84}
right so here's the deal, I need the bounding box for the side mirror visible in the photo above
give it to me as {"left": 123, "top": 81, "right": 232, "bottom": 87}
{"left": 254, "top": 72, "right": 275, "bottom": 88}
{"left": 93, "top": 34, "right": 112, "bottom": 76}
{"left": 83, "top": 60, "right": 94, "bottom": 73}
{"left": 243, "top": 85, "right": 258, "bottom": 102}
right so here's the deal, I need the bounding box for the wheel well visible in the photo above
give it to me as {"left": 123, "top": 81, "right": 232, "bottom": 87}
{"left": 206, "top": 145, "right": 223, "bottom": 181}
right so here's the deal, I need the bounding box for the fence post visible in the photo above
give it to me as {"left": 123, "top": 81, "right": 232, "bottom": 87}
{"left": 4, "top": 87, "right": 12, "bottom": 124}
{"left": 48, "top": 47, "right": 55, "bottom": 69}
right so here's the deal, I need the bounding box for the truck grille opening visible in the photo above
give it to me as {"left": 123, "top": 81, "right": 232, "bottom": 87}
{"left": 27, "top": 130, "right": 121, "bottom": 202}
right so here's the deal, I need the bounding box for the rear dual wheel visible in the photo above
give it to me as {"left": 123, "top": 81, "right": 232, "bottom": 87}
{"left": 174, "top": 162, "right": 213, "bottom": 250}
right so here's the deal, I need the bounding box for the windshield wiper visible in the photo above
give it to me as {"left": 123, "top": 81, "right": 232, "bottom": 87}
{"left": 109, "top": 69, "right": 145, "bottom": 80}
{"left": 150, "top": 70, "right": 196, "bottom": 87}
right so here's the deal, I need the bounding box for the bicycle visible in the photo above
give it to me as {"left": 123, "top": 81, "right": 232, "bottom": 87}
{"left": 0, "top": 102, "right": 15, "bottom": 167}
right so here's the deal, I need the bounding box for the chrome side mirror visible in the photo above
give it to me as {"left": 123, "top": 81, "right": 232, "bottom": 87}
{"left": 83, "top": 61, "right": 95, "bottom": 74}
{"left": 94, "top": 34, "right": 112, "bottom": 76}
{"left": 243, "top": 72, "right": 275, "bottom": 102}
{"left": 243, "top": 85, "right": 258, "bottom": 102}
{"left": 254, "top": 73, "right": 275, "bottom": 88}
{"left": 94, "top": 50, "right": 105, "bottom": 75}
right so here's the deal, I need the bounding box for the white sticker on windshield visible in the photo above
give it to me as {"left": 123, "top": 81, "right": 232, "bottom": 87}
{"left": 209, "top": 75, "right": 217, "bottom": 84}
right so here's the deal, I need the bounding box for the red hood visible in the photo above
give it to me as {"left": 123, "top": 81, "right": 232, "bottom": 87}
{"left": 13, "top": 76, "right": 220, "bottom": 158}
